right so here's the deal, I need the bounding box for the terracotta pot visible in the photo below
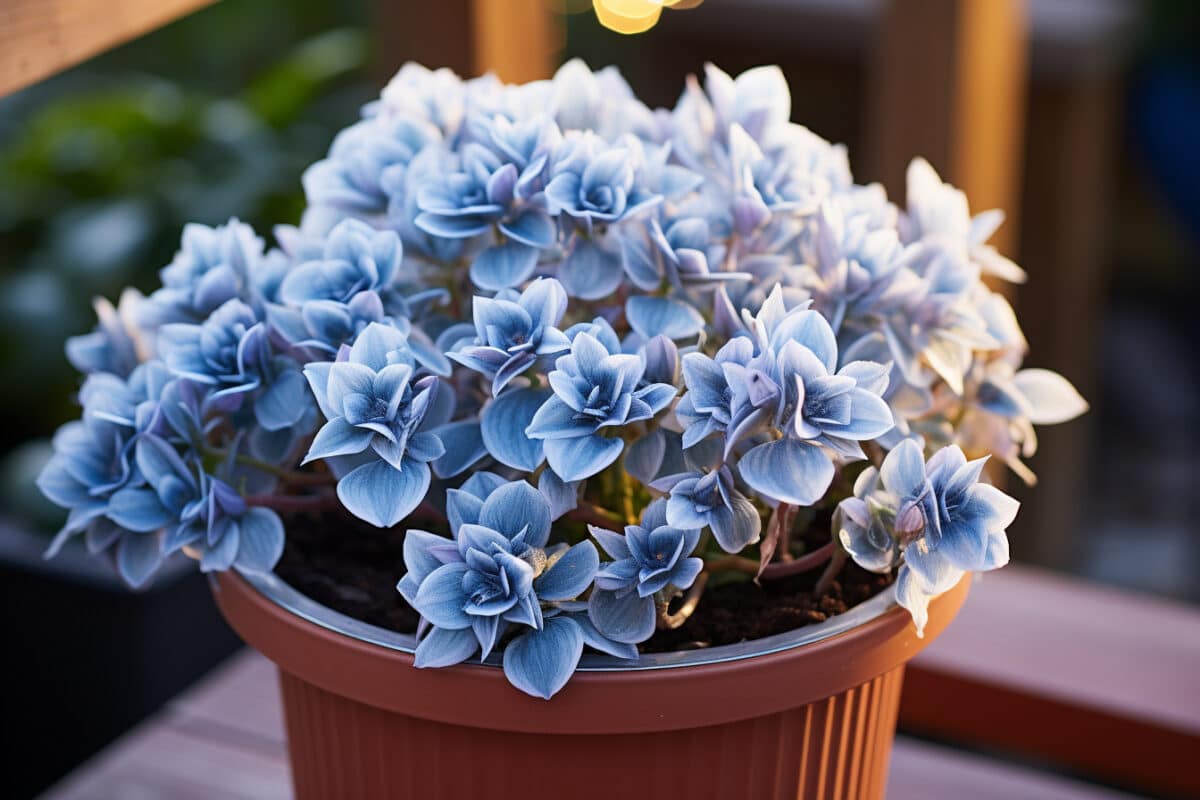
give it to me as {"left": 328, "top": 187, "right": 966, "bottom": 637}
{"left": 212, "top": 568, "right": 969, "bottom": 800}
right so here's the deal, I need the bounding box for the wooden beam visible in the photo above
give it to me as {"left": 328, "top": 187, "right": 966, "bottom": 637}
{"left": 0, "top": 0, "right": 216, "bottom": 97}
{"left": 376, "top": 0, "right": 561, "bottom": 83}
{"left": 1008, "top": 76, "right": 1117, "bottom": 569}
{"left": 470, "top": 0, "right": 561, "bottom": 84}
{"left": 866, "top": 0, "right": 1028, "bottom": 255}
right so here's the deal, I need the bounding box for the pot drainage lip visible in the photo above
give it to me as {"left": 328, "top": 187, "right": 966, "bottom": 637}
{"left": 233, "top": 568, "right": 899, "bottom": 671}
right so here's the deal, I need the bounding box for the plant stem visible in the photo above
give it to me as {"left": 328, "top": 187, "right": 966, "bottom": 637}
{"left": 205, "top": 447, "right": 332, "bottom": 487}
{"left": 813, "top": 547, "right": 848, "bottom": 597}
{"left": 565, "top": 502, "right": 625, "bottom": 531}
{"left": 619, "top": 459, "right": 636, "bottom": 525}
{"left": 656, "top": 573, "right": 710, "bottom": 630}
{"left": 245, "top": 493, "right": 338, "bottom": 513}
{"left": 704, "top": 540, "right": 838, "bottom": 581}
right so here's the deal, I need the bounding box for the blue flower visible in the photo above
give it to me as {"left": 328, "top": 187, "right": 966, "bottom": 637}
{"left": 303, "top": 322, "right": 452, "bottom": 527}
{"left": 657, "top": 466, "right": 762, "bottom": 553}
{"left": 547, "top": 60, "right": 658, "bottom": 139}
{"left": 37, "top": 377, "right": 152, "bottom": 583}
{"left": 269, "top": 290, "right": 389, "bottom": 358}
{"left": 414, "top": 144, "right": 516, "bottom": 237}
{"left": 901, "top": 158, "right": 1027, "bottom": 284}
{"left": 398, "top": 481, "right": 611, "bottom": 698}
{"left": 587, "top": 500, "right": 703, "bottom": 644}
{"left": 525, "top": 331, "right": 677, "bottom": 482}
{"left": 158, "top": 299, "right": 309, "bottom": 432}
{"left": 447, "top": 278, "right": 571, "bottom": 395}
{"left": 545, "top": 133, "right": 661, "bottom": 228}
{"left": 131, "top": 434, "right": 285, "bottom": 575}
{"left": 413, "top": 133, "right": 558, "bottom": 291}
{"left": 794, "top": 197, "right": 905, "bottom": 333}
{"left": 303, "top": 116, "right": 440, "bottom": 217}
{"left": 841, "top": 439, "right": 1018, "bottom": 634}
{"left": 832, "top": 465, "right": 898, "bottom": 574}
{"left": 36, "top": 359, "right": 285, "bottom": 588}
{"left": 622, "top": 217, "right": 750, "bottom": 293}
{"left": 142, "top": 219, "right": 267, "bottom": 326}
{"left": 66, "top": 289, "right": 148, "bottom": 377}
{"left": 278, "top": 219, "right": 403, "bottom": 307}
{"left": 675, "top": 337, "right": 766, "bottom": 451}
{"left": 961, "top": 363, "right": 1088, "bottom": 484}
{"left": 677, "top": 289, "right": 893, "bottom": 506}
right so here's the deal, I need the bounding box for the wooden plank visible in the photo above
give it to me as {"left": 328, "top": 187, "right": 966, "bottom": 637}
{"left": 889, "top": 738, "right": 1140, "bottom": 800}
{"left": 865, "top": 0, "right": 1027, "bottom": 255}
{"left": 169, "top": 648, "right": 286, "bottom": 747}
{"left": 905, "top": 564, "right": 1200, "bottom": 798}
{"left": 42, "top": 722, "right": 290, "bottom": 800}
{"left": 0, "top": 0, "right": 216, "bottom": 97}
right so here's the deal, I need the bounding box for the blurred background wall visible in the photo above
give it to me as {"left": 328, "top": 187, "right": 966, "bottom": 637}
{"left": 1, "top": 0, "right": 1196, "bottom": 796}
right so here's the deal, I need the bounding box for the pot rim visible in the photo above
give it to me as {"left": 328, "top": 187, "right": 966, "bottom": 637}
{"left": 215, "top": 568, "right": 968, "bottom": 732}
{"left": 236, "top": 566, "right": 900, "bottom": 671}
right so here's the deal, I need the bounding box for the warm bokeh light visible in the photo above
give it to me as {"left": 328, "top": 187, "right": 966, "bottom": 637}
{"left": 593, "top": 0, "right": 663, "bottom": 35}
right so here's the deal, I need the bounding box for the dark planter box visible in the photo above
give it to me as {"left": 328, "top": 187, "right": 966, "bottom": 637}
{"left": 0, "top": 519, "right": 242, "bottom": 800}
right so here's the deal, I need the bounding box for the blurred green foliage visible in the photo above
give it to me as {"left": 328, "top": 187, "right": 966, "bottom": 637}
{"left": 0, "top": 0, "right": 374, "bottom": 518}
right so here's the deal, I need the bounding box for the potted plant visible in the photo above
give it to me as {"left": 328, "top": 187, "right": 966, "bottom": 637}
{"left": 38, "top": 61, "right": 1087, "bottom": 799}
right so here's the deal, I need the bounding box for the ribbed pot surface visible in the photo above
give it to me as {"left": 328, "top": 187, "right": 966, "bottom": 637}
{"left": 279, "top": 663, "right": 906, "bottom": 800}
{"left": 213, "top": 570, "right": 969, "bottom": 800}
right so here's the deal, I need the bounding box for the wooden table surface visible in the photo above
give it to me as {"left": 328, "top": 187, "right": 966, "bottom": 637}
{"left": 40, "top": 648, "right": 1142, "bottom": 800}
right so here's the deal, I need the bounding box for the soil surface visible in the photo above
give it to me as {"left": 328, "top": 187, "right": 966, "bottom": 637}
{"left": 274, "top": 510, "right": 894, "bottom": 651}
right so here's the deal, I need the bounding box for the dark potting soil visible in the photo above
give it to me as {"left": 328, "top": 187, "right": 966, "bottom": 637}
{"left": 273, "top": 511, "right": 894, "bottom": 651}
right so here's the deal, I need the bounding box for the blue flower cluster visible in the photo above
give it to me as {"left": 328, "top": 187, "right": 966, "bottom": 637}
{"left": 41, "top": 61, "right": 1085, "bottom": 697}
{"left": 834, "top": 439, "right": 1018, "bottom": 634}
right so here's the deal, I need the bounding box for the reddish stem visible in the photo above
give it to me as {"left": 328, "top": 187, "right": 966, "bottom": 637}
{"left": 705, "top": 540, "right": 838, "bottom": 581}
{"left": 565, "top": 502, "right": 625, "bottom": 531}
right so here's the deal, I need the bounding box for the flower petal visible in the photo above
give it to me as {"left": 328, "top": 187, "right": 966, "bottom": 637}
{"left": 233, "top": 507, "right": 285, "bottom": 574}
{"left": 544, "top": 435, "right": 624, "bottom": 483}
{"left": 107, "top": 487, "right": 174, "bottom": 533}
{"left": 480, "top": 480, "right": 552, "bottom": 547}
{"left": 625, "top": 295, "right": 705, "bottom": 341}
{"left": 502, "top": 617, "right": 585, "bottom": 699}
{"left": 304, "top": 417, "right": 374, "bottom": 463}
{"left": 470, "top": 241, "right": 540, "bottom": 292}
{"left": 1012, "top": 368, "right": 1088, "bottom": 425}
{"left": 431, "top": 421, "right": 488, "bottom": 478}
{"left": 412, "top": 562, "right": 472, "bottom": 630}
{"left": 587, "top": 588, "right": 656, "bottom": 644}
{"left": 534, "top": 541, "right": 599, "bottom": 601}
{"left": 559, "top": 237, "right": 623, "bottom": 300}
{"left": 413, "top": 626, "right": 479, "bottom": 668}
{"left": 337, "top": 458, "right": 429, "bottom": 528}
{"left": 571, "top": 614, "right": 639, "bottom": 660}
{"left": 500, "top": 208, "right": 557, "bottom": 248}
{"left": 481, "top": 387, "right": 551, "bottom": 471}
{"left": 116, "top": 532, "right": 164, "bottom": 589}
{"left": 738, "top": 438, "right": 834, "bottom": 506}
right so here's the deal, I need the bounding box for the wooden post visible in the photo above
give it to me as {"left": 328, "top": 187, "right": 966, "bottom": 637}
{"left": 471, "top": 0, "right": 561, "bottom": 83}
{"left": 865, "top": 0, "right": 1028, "bottom": 256}
{"left": 376, "top": 0, "right": 562, "bottom": 83}
{"left": 0, "top": 0, "right": 216, "bottom": 97}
